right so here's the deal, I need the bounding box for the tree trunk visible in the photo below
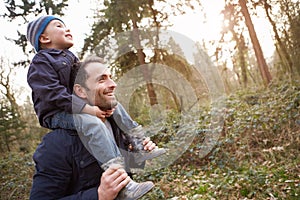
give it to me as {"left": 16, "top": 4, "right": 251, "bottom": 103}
{"left": 263, "top": 0, "right": 293, "bottom": 78}
{"left": 132, "top": 20, "right": 158, "bottom": 105}
{"left": 239, "top": 0, "right": 272, "bottom": 85}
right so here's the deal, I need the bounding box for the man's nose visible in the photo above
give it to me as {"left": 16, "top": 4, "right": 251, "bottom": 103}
{"left": 108, "top": 78, "right": 117, "bottom": 88}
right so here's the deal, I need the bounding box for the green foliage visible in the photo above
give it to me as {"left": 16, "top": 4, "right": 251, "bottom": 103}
{"left": 81, "top": 0, "right": 200, "bottom": 58}
{"left": 0, "top": 101, "right": 26, "bottom": 152}
{"left": 0, "top": 152, "right": 34, "bottom": 199}
{"left": 3, "top": 0, "right": 68, "bottom": 19}
{"left": 134, "top": 80, "right": 300, "bottom": 199}
{"left": 0, "top": 96, "right": 46, "bottom": 154}
{"left": 278, "top": 0, "right": 300, "bottom": 77}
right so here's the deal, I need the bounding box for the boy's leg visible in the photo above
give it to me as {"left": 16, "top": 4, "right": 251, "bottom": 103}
{"left": 112, "top": 102, "right": 139, "bottom": 133}
{"left": 113, "top": 103, "right": 167, "bottom": 163}
{"left": 73, "top": 113, "right": 122, "bottom": 164}
{"left": 74, "top": 113, "right": 154, "bottom": 199}
{"left": 45, "top": 112, "right": 76, "bottom": 130}
{"left": 127, "top": 125, "right": 167, "bottom": 164}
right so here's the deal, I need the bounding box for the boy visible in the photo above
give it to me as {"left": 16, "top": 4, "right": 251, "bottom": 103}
{"left": 26, "top": 15, "right": 165, "bottom": 199}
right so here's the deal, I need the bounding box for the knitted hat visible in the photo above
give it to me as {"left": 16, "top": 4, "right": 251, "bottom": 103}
{"left": 26, "top": 15, "right": 64, "bottom": 51}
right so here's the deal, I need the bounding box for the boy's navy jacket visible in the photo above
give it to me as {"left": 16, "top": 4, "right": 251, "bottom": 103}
{"left": 27, "top": 48, "right": 85, "bottom": 128}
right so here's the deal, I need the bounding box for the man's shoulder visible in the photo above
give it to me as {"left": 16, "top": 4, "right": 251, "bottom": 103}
{"left": 44, "top": 128, "right": 77, "bottom": 137}
{"left": 41, "top": 129, "right": 79, "bottom": 146}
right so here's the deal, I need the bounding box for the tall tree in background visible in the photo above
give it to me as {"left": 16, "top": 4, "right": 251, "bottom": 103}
{"left": 239, "top": 0, "right": 272, "bottom": 85}
{"left": 218, "top": 0, "right": 299, "bottom": 85}
{"left": 0, "top": 58, "right": 26, "bottom": 152}
{"left": 0, "top": 59, "right": 19, "bottom": 113}
{"left": 82, "top": 0, "right": 200, "bottom": 106}
{"left": 260, "top": 0, "right": 293, "bottom": 78}
{"left": 278, "top": 0, "right": 300, "bottom": 77}
{"left": 249, "top": 0, "right": 300, "bottom": 79}
{"left": 221, "top": 3, "right": 250, "bottom": 88}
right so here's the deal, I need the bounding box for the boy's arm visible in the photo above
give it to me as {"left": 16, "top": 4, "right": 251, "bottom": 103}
{"left": 81, "top": 104, "right": 115, "bottom": 119}
{"left": 27, "top": 55, "right": 77, "bottom": 114}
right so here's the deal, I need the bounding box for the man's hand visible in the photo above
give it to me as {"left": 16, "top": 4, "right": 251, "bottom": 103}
{"left": 97, "top": 167, "right": 130, "bottom": 200}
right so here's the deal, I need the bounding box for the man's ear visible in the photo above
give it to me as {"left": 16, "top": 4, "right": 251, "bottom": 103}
{"left": 73, "top": 84, "right": 87, "bottom": 99}
{"left": 39, "top": 34, "right": 51, "bottom": 45}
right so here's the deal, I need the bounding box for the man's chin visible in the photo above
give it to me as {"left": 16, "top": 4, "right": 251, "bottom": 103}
{"left": 99, "top": 100, "right": 118, "bottom": 111}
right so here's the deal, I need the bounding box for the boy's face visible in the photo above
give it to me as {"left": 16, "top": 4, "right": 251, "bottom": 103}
{"left": 40, "top": 20, "right": 74, "bottom": 50}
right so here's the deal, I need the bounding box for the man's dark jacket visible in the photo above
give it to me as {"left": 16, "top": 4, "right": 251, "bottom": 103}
{"left": 29, "top": 118, "right": 135, "bottom": 199}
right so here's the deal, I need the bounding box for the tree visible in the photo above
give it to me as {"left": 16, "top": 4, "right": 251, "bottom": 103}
{"left": 0, "top": 100, "right": 26, "bottom": 152}
{"left": 0, "top": 57, "right": 19, "bottom": 113}
{"left": 221, "top": 3, "right": 250, "bottom": 88}
{"left": 277, "top": 0, "right": 300, "bottom": 77}
{"left": 239, "top": 0, "right": 272, "bottom": 85}
{"left": 0, "top": 57, "right": 26, "bottom": 152}
{"left": 258, "top": 0, "right": 293, "bottom": 79}
{"left": 81, "top": 0, "right": 201, "bottom": 106}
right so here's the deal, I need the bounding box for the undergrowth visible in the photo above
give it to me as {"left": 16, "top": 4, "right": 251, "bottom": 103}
{"left": 137, "top": 81, "right": 300, "bottom": 199}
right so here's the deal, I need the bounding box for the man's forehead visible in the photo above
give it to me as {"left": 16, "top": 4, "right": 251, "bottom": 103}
{"left": 86, "top": 62, "right": 111, "bottom": 74}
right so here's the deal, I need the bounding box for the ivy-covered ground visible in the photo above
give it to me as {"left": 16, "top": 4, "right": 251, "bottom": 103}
{"left": 140, "top": 81, "right": 300, "bottom": 199}
{"left": 1, "top": 81, "right": 299, "bottom": 199}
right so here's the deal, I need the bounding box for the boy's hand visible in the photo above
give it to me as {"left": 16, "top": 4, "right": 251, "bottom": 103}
{"left": 82, "top": 104, "right": 106, "bottom": 119}
{"left": 94, "top": 106, "right": 109, "bottom": 119}
{"left": 103, "top": 109, "right": 115, "bottom": 118}
{"left": 82, "top": 104, "right": 116, "bottom": 119}
{"left": 142, "top": 137, "right": 156, "bottom": 151}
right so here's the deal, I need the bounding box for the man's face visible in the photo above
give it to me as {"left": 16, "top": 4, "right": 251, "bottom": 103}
{"left": 84, "top": 62, "right": 118, "bottom": 110}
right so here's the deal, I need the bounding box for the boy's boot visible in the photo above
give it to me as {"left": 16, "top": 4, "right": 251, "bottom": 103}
{"left": 101, "top": 157, "right": 154, "bottom": 200}
{"left": 127, "top": 125, "right": 167, "bottom": 164}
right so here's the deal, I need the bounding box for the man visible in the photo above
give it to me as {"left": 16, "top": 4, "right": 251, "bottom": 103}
{"left": 29, "top": 56, "right": 158, "bottom": 199}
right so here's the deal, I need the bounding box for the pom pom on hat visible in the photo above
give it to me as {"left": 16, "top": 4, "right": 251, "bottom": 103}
{"left": 26, "top": 15, "right": 64, "bottom": 51}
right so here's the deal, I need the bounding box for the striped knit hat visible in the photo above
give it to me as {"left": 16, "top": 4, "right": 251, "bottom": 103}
{"left": 26, "top": 15, "right": 64, "bottom": 52}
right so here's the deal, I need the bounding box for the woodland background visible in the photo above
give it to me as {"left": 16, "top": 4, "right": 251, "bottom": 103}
{"left": 0, "top": 0, "right": 299, "bottom": 199}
